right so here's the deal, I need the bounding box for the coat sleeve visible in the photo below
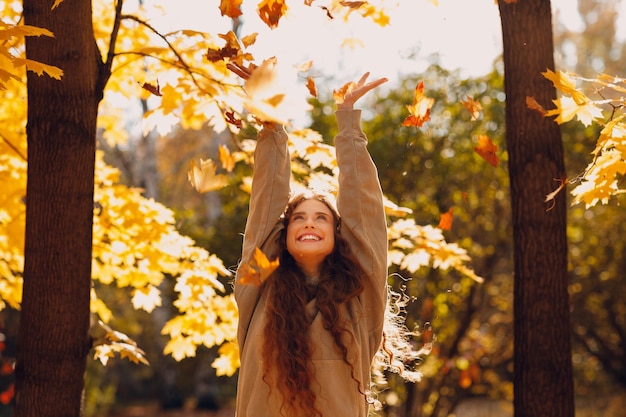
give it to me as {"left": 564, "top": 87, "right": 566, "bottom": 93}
{"left": 334, "top": 109, "right": 388, "bottom": 344}
{"left": 234, "top": 124, "right": 291, "bottom": 349}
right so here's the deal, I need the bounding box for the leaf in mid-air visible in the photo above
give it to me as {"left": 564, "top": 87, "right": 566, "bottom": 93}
{"left": 238, "top": 247, "right": 279, "bottom": 286}
{"left": 188, "top": 159, "right": 229, "bottom": 193}
{"left": 218, "top": 144, "right": 236, "bottom": 172}
{"left": 438, "top": 208, "right": 454, "bottom": 231}
{"left": 333, "top": 81, "right": 356, "bottom": 105}
{"left": 219, "top": 0, "right": 243, "bottom": 18}
{"left": 526, "top": 96, "right": 547, "bottom": 116}
{"left": 340, "top": 1, "right": 367, "bottom": 8}
{"left": 474, "top": 135, "right": 499, "bottom": 167}
{"left": 461, "top": 96, "right": 482, "bottom": 121}
{"left": 402, "top": 81, "right": 434, "bottom": 128}
{"left": 243, "top": 57, "right": 307, "bottom": 125}
{"left": 306, "top": 76, "right": 318, "bottom": 97}
{"left": 258, "top": 0, "right": 288, "bottom": 29}
{"left": 140, "top": 80, "right": 162, "bottom": 97}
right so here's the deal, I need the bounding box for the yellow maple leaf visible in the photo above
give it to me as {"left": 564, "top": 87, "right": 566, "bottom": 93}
{"left": 187, "top": 158, "right": 229, "bottom": 193}
{"left": 238, "top": 247, "right": 279, "bottom": 286}
{"left": 164, "top": 335, "right": 198, "bottom": 361}
{"left": 545, "top": 96, "right": 603, "bottom": 127}
{"left": 13, "top": 58, "right": 63, "bottom": 80}
{"left": 131, "top": 285, "right": 162, "bottom": 313}
{"left": 218, "top": 144, "right": 237, "bottom": 172}
{"left": 243, "top": 57, "right": 308, "bottom": 125}
{"left": 212, "top": 342, "right": 240, "bottom": 376}
{"left": 542, "top": 68, "right": 587, "bottom": 105}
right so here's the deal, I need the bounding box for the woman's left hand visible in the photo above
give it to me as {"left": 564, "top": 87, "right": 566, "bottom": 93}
{"left": 337, "top": 72, "right": 388, "bottom": 110}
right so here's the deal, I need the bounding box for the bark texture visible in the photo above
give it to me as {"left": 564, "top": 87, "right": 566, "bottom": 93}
{"left": 498, "top": 1, "right": 574, "bottom": 416}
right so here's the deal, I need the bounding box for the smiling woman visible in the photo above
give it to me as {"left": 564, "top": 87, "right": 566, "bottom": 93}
{"left": 232, "top": 71, "right": 410, "bottom": 417}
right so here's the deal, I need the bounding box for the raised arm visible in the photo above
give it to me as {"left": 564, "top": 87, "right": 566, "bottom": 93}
{"left": 234, "top": 123, "right": 291, "bottom": 347}
{"left": 334, "top": 74, "right": 389, "bottom": 333}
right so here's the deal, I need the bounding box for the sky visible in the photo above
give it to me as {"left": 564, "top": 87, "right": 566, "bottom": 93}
{"left": 148, "top": 0, "right": 626, "bottom": 86}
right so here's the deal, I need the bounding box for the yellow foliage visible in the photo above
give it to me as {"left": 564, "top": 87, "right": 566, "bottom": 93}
{"left": 544, "top": 71, "right": 626, "bottom": 207}
{"left": 0, "top": 0, "right": 481, "bottom": 378}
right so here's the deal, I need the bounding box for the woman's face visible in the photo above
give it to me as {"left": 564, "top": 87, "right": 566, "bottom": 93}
{"left": 286, "top": 199, "right": 336, "bottom": 268}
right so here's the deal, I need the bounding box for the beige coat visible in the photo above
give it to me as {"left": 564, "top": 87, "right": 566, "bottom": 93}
{"left": 235, "top": 110, "right": 388, "bottom": 417}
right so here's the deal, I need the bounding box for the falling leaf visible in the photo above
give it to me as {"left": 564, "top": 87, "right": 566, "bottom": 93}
{"left": 296, "top": 60, "right": 313, "bottom": 72}
{"left": 139, "top": 80, "right": 162, "bottom": 97}
{"left": 188, "top": 159, "right": 229, "bottom": 193}
{"left": 219, "top": 0, "right": 243, "bottom": 18}
{"left": 51, "top": 0, "right": 64, "bottom": 9}
{"left": 438, "top": 208, "right": 454, "bottom": 231}
{"left": 224, "top": 110, "right": 242, "bottom": 129}
{"left": 320, "top": 6, "right": 334, "bottom": 19}
{"left": 206, "top": 31, "right": 243, "bottom": 62}
{"left": 241, "top": 33, "right": 258, "bottom": 48}
{"left": 333, "top": 81, "right": 356, "bottom": 104}
{"left": 340, "top": 1, "right": 367, "bottom": 8}
{"left": 526, "top": 96, "right": 546, "bottom": 116}
{"left": 474, "top": 135, "right": 499, "bottom": 167}
{"left": 219, "top": 145, "right": 237, "bottom": 172}
{"left": 461, "top": 96, "right": 482, "bottom": 121}
{"left": 243, "top": 57, "right": 308, "bottom": 125}
{"left": 238, "top": 247, "right": 279, "bottom": 286}
{"left": 402, "top": 81, "right": 434, "bottom": 128}
{"left": 258, "top": 0, "right": 288, "bottom": 29}
{"left": 306, "top": 76, "right": 318, "bottom": 97}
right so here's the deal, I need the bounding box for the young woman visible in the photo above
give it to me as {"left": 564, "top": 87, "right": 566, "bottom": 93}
{"left": 233, "top": 69, "right": 406, "bottom": 417}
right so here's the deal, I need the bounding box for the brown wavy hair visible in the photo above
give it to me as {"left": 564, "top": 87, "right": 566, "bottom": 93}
{"left": 260, "top": 193, "right": 365, "bottom": 417}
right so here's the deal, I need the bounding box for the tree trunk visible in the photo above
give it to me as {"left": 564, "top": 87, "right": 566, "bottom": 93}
{"left": 498, "top": 1, "right": 574, "bottom": 417}
{"left": 15, "top": 0, "right": 100, "bottom": 415}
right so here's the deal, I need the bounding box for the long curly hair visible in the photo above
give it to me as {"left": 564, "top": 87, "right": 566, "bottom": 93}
{"left": 260, "top": 193, "right": 365, "bottom": 417}
{"left": 260, "top": 193, "right": 430, "bottom": 416}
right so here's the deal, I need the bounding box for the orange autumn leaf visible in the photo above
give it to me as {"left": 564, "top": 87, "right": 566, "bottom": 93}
{"left": 219, "top": 0, "right": 243, "bottom": 18}
{"left": 474, "top": 135, "right": 499, "bottom": 167}
{"left": 238, "top": 248, "right": 280, "bottom": 286}
{"left": 340, "top": 1, "right": 367, "bottom": 8}
{"left": 526, "top": 96, "right": 547, "bottom": 116}
{"left": 461, "top": 95, "right": 482, "bottom": 121}
{"left": 258, "top": 0, "right": 288, "bottom": 29}
{"left": 402, "top": 81, "right": 434, "bottom": 128}
{"left": 306, "top": 76, "right": 318, "bottom": 97}
{"left": 438, "top": 208, "right": 454, "bottom": 231}
{"left": 333, "top": 81, "right": 356, "bottom": 104}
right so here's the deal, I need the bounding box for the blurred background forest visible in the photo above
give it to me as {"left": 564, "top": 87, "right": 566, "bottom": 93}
{"left": 2, "top": 0, "right": 626, "bottom": 416}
